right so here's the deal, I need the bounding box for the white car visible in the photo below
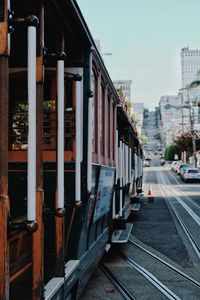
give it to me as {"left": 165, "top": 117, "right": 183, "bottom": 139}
{"left": 171, "top": 161, "right": 178, "bottom": 172}
{"left": 143, "top": 159, "right": 150, "bottom": 167}
{"left": 182, "top": 167, "right": 200, "bottom": 182}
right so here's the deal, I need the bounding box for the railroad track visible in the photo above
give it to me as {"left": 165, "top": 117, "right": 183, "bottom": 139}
{"left": 128, "top": 239, "right": 200, "bottom": 288}
{"left": 116, "top": 241, "right": 200, "bottom": 299}
{"left": 99, "top": 263, "right": 136, "bottom": 300}
{"left": 168, "top": 201, "right": 200, "bottom": 259}
{"left": 167, "top": 170, "right": 200, "bottom": 210}
{"left": 117, "top": 252, "right": 182, "bottom": 300}
{"left": 158, "top": 170, "right": 200, "bottom": 260}
{"left": 100, "top": 250, "right": 184, "bottom": 300}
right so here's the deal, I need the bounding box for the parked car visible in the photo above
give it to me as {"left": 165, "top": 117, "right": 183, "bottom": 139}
{"left": 180, "top": 164, "right": 193, "bottom": 178}
{"left": 182, "top": 167, "right": 200, "bottom": 182}
{"left": 174, "top": 161, "right": 183, "bottom": 173}
{"left": 160, "top": 157, "right": 166, "bottom": 165}
{"left": 143, "top": 159, "right": 150, "bottom": 167}
{"left": 177, "top": 163, "right": 189, "bottom": 175}
{"left": 145, "top": 157, "right": 151, "bottom": 161}
{"left": 171, "top": 161, "right": 179, "bottom": 172}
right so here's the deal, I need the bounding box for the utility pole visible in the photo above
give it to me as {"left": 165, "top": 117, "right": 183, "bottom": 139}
{"left": 188, "top": 89, "right": 197, "bottom": 167}
{"left": 179, "top": 92, "right": 185, "bottom": 162}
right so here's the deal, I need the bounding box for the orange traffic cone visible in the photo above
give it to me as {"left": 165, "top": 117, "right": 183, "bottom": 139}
{"left": 147, "top": 185, "right": 154, "bottom": 203}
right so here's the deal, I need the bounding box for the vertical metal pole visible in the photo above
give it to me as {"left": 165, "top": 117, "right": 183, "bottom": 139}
{"left": 180, "top": 93, "right": 184, "bottom": 162}
{"left": 57, "top": 56, "right": 65, "bottom": 209}
{"left": 97, "top": 73, "right": 101, "bottom": 164}
{"left": 76, "top": 80, "right": 82, "bottom": 202}
{"left": 181, "top": 93, "right": 184, "bottom": 135}
{"left": 119, "top": 141, "right": 123, "bottom": 217}
{"left": 129, "top": 147, "right": 132, "bottom": 183}
{"left": 124, "top": 144, "right": 126, "bottom": 184}
{"left": 87, "top": 52, "right": 93, "bottom": 192}
{"left": 115, "top": 130, "right": 118, "bottom": 183}
{"left": 188, "top": 89, "right": 197, "bottom": 166}
{"left": 122, "top": 142, "right": 124, "bottom": 186}
{"left": 27, "top": 23, "right": 37, "bottom": 222}
{"left": 55, "top": 50, "right": 66, "bottom": 277}
{"left": 104, "top": 86, "right": 108, "bottom": 163}
{"left": 33, "top": 4, "right": 44, "bottom": 299}
{"left": 126, "top": 145, "right": 128, "bottom": 184}
{"left": 113, "top": 129, "right": 118, "bottom": 219}
{"left": 110, "top": 99, "right": 113, "bottom": 161}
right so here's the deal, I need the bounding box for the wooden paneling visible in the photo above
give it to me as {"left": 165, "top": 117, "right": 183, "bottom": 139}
{"left": 0, "top": 53, "right": 9, "bottom": 299}
{"left": 32, "top": 189, "right": 44, "bottom": 299}
{"left": 8, "top": 150, "right": 73, "bottom": 162}
{"left": 33, "top": 2, "right": 44, "bottom": 296}
{"left": 0, "top": 196, "right": 9, "bottom": 299}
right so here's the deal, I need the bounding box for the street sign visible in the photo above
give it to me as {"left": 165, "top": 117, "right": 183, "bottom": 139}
{"left": 174, "top": 154, "right": 178, "bottom": 160}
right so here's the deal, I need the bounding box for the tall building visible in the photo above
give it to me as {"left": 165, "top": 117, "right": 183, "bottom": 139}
{"left": 181, "top": 47, "right": 200, "bottom": 88}
{"left": 159, "top": 95, "right": 181, "bottom": 146}
{"left": 113, "top": 80, "right": 132, "bottom": 100}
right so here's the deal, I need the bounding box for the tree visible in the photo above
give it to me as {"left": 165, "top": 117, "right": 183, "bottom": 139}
{"left": 125, "top": 100, "right": 132, "bottom": 116}
{"left": 164, "top": 144, "right": 180, "bottom": 161}
{"left": 138, "top": 133, "right": 148, "bottom": 145}
{"left": 174, "top": 133, "right": 200, "bottom": 155}
{"left": 190, "top": 80, "right": 200, "bottom": 88}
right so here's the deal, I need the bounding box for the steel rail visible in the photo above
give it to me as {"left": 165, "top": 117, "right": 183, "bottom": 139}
{"left": 167, "top": 170, "right": 200, "bottom": 211}
{"left": 158, "top": 171, "right": 200, "bottom": 260}
{"left": 118, "top": 252, "right": 182, "bottom": 300}
{"left": 128, "top": 239, "right": 200, "bottom": 288}
{"left": 99, "top": 263, "right": 136, "bottom": 300}
{"left": 169, "top": 201, "right": 200, "bottom": 260}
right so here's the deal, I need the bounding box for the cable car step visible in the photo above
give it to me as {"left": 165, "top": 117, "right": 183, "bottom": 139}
{"left": 44, "top": 277, "right": 64, "bottom": 300}
{"left": 112, "top": 223, "right": 133, "bottom": 243}
{"left": 129, "top": 203, "right": 141, "bottom": 211}
{"left": 65, "top": 260, "right": 79, "bottom": 279}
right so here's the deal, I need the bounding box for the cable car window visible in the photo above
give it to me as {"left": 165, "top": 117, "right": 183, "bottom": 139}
{"left": 43, "top": 75, "right": 56, "bottom": 149}
{"left": 9, "top": 73, "right": 28, "bottom": 150}
{"left": 65, "top": 77, "right": 75, "bottom": 152}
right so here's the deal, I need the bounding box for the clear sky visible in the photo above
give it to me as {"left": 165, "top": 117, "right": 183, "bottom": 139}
{"left": 76, "top": 0, "right": 200, "bottom": 110}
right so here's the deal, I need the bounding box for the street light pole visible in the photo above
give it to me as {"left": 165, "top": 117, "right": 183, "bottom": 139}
{"left": 179, "top": 92, "right": 185, "bottom": 162}
{"left": 188, "top": 89, "right": 197, "bottom": 167}
{"left": 180, "top": 93, "right": 184, "bottom": 135}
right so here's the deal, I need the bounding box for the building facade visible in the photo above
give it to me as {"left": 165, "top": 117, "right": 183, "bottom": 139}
{"left": 113, "top": 80, "right": 132, "bottom": 101}
{"left": 159, "top": 95, "right": 182, "bottom": 146}
{"left": 181, "top": 47, "right": 200, "bottom": 88}
{"left": 132, "top": 102, "right": 144, "bottom": 134}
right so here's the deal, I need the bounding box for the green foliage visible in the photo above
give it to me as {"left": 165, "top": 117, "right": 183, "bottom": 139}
{"left": 174, "top": 133, "right": 200, "bottom": 156}
{"left": 138, "top": 133, "right": 148, "bottom": 145}
{"left": 190, "top": 80, "right": 200, "bottom": 88}
{"left": 131, "top": 112, "right": 139, "bottom": 123}
{"left": 125, "top": 100, "right": 133, "bottom": 117}
{"left": 164, "top": 144, "right": 180, "bottom": 161}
